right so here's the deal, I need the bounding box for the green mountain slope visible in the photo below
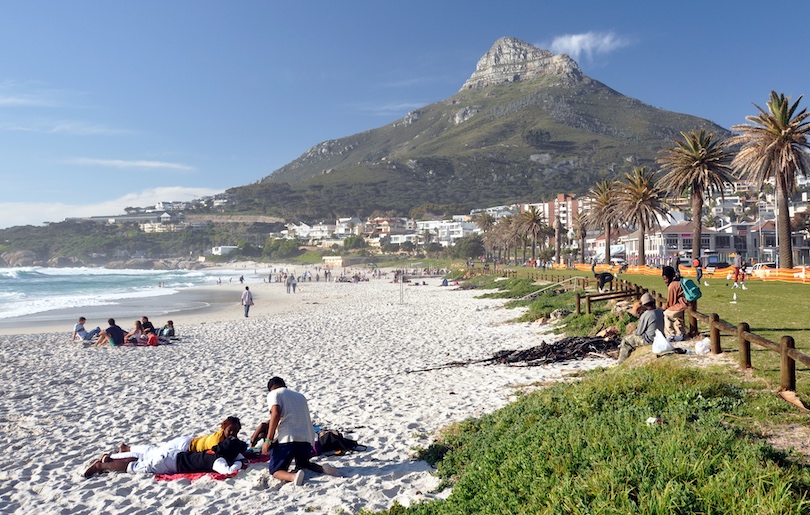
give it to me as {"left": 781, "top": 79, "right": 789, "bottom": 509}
{"left": 228, "top": 38, "right": 729, "bottom": 220}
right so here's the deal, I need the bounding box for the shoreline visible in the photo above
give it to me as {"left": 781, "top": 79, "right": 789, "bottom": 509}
{"left": 0, "top": 260, "right": 319, "bottom": 336}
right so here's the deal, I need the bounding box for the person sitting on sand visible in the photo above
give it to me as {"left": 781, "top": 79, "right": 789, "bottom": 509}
{"left": 83, "top": 436, "right": 247, "bottom": 478}
{"left": 118, "top": 416, "right": 242, "bottom": 456}
{"left": 124, "top": 320, "right": 147, "bottom": 344}
{"left": 160, "top": 320, "right": 176, "bottom": 337}
{"left": 72, "top": 317, "right": 101, "bottom": 341}
{"left": 255, "top": 376, "right": 341, "bottom": 485}
{"left": 96, "top": 318, "right": 126, "bottom": 347}
{"left": 140, "top": 316, "right": 155, "bottom": 334}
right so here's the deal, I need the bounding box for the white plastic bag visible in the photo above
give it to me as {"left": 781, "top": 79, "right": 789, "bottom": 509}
{"left": 726, "top": 272, "right": 733, "bottom": 280}
{"left": 652, "top": 329, "right": 674, "bottom": 354}
{"left": 695, "top": 337, "right": 711, "bottom": 355}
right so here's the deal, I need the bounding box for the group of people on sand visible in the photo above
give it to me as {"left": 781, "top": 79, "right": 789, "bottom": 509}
{"left": 84, "top": 377, "right": 341, "bottom": 486}
{"left": 73, "top": 316, "right": 176, "bottom": 347}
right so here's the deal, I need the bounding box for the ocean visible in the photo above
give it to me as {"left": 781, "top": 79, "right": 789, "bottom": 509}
{"left": 0, "top": 266, "right": 254, "bottom": 321}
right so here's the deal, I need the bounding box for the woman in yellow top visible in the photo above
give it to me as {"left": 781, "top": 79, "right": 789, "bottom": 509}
{"left": 115, "top": 417, "right": 242, "bottom": 457}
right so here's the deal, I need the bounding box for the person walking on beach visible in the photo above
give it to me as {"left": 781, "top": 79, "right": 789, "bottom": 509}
{"left": 241, "top": 286, "right": 254, "bottom": 317}
{"left": 73, "top": 317, "right": 101, "bottom": 341}
{"left": 257, "top": 376, "right": 340, "bottom": 485}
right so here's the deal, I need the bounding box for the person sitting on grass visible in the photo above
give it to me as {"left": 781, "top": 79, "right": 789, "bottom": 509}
{"left": 618, "top": 292, "right": 664, "bottom": 363}
{"left": 95, "top": 318, "right": 126, "bottom": 347}
{"left": 83, "top": 436, "right": 247, "bottom": 478}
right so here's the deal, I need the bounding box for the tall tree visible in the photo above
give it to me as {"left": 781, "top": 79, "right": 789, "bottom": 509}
{"left": 519, "top": 206, "right": 547, "bottom": 262}
{"left": 572, "top": 210, "right": 589, "bottom": 264}
{"left": 729, "top": 91, "right": 810, "bottom": 268}
{"left": 614, "top": 167, "right": 670, "bottom": 266}
{"left": 658, "top": 129, "right": 735, "bottom": 262}
{"left": 585, "top": 180, "right": 620, "bottom": 263}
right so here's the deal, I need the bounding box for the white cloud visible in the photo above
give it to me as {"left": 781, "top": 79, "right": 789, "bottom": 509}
{"left": 0, "top": 94, "right": 51, "bottom": 107}
{"left": 1, "top": 120, "right": 131, "bottom": 135}
{"left": 67, "top": 158, "right": 195, "bottom": 171}
{"left": 548, "top": 31, "right": 630, "bottom": 61}
{"left": 0, "top": 186, "right": 223, "bottom": 229}
{"left": 352, "top": 101, "right": 426, "bottom": 116}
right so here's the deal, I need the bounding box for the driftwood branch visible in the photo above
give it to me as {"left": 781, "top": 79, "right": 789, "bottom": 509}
{"left": 407, "top": 336, "right": 619, "bottom": 373}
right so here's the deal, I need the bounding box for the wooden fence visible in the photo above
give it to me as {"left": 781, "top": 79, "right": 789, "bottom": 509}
{"left": 503, "top": 270, "right": 808, "bottom": 393}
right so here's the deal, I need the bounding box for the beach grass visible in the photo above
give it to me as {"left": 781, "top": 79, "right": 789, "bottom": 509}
{"left": 491, "top": 266, "right": 810, "bottom": 401}
{"left": 390, "top": 361, "right": 810, "bottom": 514}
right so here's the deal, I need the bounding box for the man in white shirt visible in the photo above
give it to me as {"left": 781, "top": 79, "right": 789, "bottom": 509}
{"left": 73, "top": 317, "right": 101, "bottom": 341}
{"left": 260, "top": 377, "right": 340, "bottom": 485}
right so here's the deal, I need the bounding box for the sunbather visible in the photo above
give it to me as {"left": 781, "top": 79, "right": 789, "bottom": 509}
{"left": 83, "top": 437, "right": 246, "bottom": 478}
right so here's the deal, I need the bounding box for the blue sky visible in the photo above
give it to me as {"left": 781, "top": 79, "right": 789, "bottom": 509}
{"left": 1, "top": 1, "right": 808, "bottom": 229}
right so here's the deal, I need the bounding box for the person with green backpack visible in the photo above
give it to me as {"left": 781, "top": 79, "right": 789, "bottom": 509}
{"left": 661, "top": 266, "right": 688, "bottom": 342}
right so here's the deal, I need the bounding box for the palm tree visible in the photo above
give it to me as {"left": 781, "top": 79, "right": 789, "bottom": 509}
{"left": 613, "top": 167, "right": 670, "bottom": 266}
{"left": 658, "top": 129, "right": 735, "bottom": 263}
{"left": 584, "top": 180, "right": 620, "bottom": 264}
{"left": 519, "top": 206, "right": 547, "bottom": 262}
{"left": 729, "top": 91, "right": 810, "bottom": 268}
{"left": 572, "top": 210, "right": 589, "bottom": 264}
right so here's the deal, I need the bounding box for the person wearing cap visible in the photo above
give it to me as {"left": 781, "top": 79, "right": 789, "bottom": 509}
{"left": 618, "top": 292, "right": 664, "bottom": 363}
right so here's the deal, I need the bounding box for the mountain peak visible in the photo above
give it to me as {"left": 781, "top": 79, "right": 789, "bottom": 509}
{"left": 460, "top": 36, "right": 583, "bottom": 91}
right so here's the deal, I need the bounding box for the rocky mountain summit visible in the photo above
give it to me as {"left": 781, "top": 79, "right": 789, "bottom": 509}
{"left": 460, "top": 36, "right": 583, "bottom": 90}
{"left": 228, "top": 37, "right": 728, "bottom": 221}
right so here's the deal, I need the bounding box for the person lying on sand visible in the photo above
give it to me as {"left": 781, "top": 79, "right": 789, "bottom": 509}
{"left": 84, "top": 437, "right": 247, "bottom": 478}
{"left": 117, "top": 416, "right": 242, "bottom": 455}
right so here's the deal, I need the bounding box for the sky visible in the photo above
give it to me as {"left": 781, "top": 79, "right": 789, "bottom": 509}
{"left": 1, "top": 1, "right": 808, "bottom": 229}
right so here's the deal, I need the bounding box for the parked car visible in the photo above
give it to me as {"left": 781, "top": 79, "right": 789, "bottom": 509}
{"left": 751, "top": 262, "right": 776, "bottom": 278}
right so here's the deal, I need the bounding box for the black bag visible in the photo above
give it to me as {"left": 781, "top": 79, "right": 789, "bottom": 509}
{"left": 317, "top": 429, "right": 364, "bottom": 455}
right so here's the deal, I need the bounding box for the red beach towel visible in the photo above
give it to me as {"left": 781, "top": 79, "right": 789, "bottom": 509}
{"left": 154, "top": 471, "right": 237, "bottom": 482}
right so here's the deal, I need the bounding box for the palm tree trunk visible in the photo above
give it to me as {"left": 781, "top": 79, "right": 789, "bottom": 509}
{"left": 638, "top": 224, "right": 646, "bottom": 266}
{"left": 604, "top": 223, "right": 611, "bottom": 263}
{"left": 580, "top": 233, "right": 586, "bottom": 264}
{"left": 691, "top": 189, "right": 703, "bottom": 264}
{"left": 777, "top": 174, "right": 794, "bottom": 268}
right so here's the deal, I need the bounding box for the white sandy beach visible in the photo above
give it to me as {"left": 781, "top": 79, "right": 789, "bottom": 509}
{"left": 0, "top": 272, "right": 614, "bottom": 514}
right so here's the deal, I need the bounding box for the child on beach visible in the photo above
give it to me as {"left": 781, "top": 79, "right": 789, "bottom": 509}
{"left": 124, "top": 320, "right": 147, "bottom": 344}
{"left": 161, "top": 320, "right": 176, "bottom": 337}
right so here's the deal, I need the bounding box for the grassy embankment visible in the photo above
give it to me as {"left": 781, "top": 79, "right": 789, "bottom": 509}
{"left": 371, "top": 269, "right": 810, "bottom": 514}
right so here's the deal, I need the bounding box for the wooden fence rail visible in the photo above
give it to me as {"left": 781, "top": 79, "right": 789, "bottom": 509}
{"left": 498, "top": 270, "right": 807, "bottom": 393}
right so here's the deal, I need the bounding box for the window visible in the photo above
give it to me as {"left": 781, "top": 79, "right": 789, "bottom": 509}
{"left": 665, "top": 237, "right": 678, "bottom": 250}
{"left": 715, "top": 235, "right": 730, "bottom": 248}
{"left": 682, "top": 238, "right": 692, "bottom": 249}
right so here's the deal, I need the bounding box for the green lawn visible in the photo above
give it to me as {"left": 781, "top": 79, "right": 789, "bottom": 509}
{"left": 490, "top": 266, "right": 810, "bottom": 400}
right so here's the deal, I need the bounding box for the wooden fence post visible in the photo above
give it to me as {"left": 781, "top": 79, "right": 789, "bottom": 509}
{"left": 781, "top": 336, "right": 796, "bottom": 392}
{"left": 737, "top": 322, "right": 751, "bottom": 369}
{"left": 710, "top": 313, "right": 722, "bottom": 354}
{"left": 586, "top": 295, "right": 592, "bottom": 315}
{"left": 575, "top": 293, "right": 581, "bottom": 315}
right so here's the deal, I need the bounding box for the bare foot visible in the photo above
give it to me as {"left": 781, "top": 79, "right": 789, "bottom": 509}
{"left": 99, "top": 453, "right": 111, "bottom": 463}
{"left": 83, "top": 460, "right": 103, "bottom": 478}
{"left": 118, "top": 443, "right": 130, "bottom": 453}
